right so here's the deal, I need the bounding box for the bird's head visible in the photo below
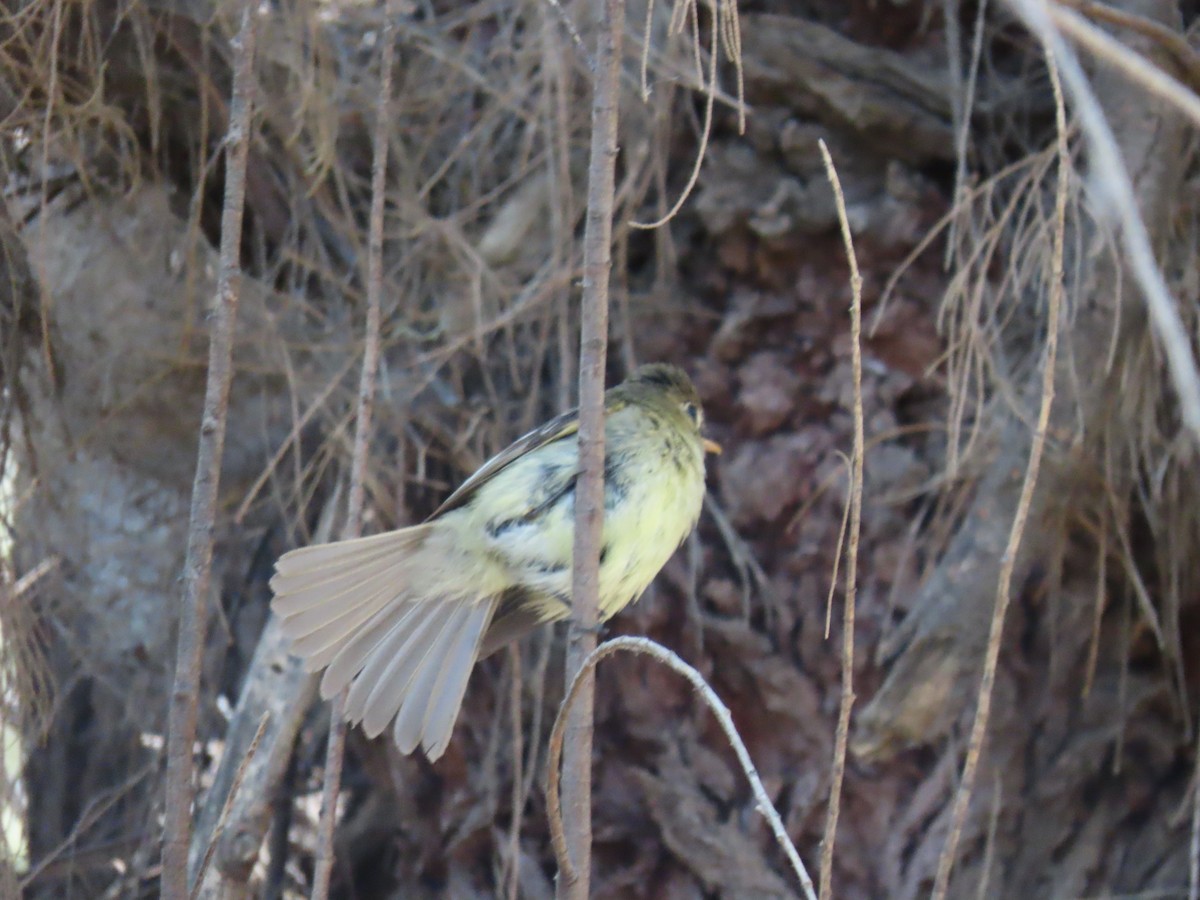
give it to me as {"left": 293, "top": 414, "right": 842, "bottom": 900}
{"left": 618, "top": 363, "right": 722, "bottom": 455}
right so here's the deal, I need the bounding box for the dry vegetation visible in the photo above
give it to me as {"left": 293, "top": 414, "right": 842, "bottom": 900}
{"left": 1, "top": 0, "right": 1198, "bottom": 897}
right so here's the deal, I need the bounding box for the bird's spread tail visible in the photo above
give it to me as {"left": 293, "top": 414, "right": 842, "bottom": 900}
{"left": 270, "top": 525, "right": 496, "bottom": 760}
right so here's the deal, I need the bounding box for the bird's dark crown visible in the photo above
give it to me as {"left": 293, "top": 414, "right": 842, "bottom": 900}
{"left": 624, "top": 363, "right": 700, "bottom": 404}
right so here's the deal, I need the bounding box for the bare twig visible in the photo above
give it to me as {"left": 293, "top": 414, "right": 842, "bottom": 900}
{"left": 189, "top": 712, "right": 270, "bottom": 900}
{"left": 1082, "top": 522, "right": 1108, "bottom": 697}
{"left": 816, "top": 139, "right": 864, "bottom": 900}
{"left": 542, "top": 0, "right": 595, "bottom": 72}
{"left": 546, "top": 636, "right": 818, "bottom": 900}
{"left": 506, "top": 644, "right": 524, "bottom": 900}
{"left": 161, "top": 8, "right": 258, "bottom": 896}
{"left": 931, "top": 55, "right": 1068, "bottom": 900}
{"left": 232, "top": 353, "right": 359, "bottom": 525}
{"left": 521, "top": 630, "right": 554, "bottom": 817}
{"left": 823, "top": 452, "right": 853, "bottom": 640}
{"left": 1191, "top": 728, "right": 1200, "bottom": 900}
{"left": 188, "top": 616, "right": 318, "bottom": 897}
{"left": 10, "top": 556, "right": 60, "bottom": 600}
{"left": 944, "top": 0, "right": 988, "bottom": 271}
{"left": 346, "top": 12, "right": 396, "bottom": 545}
{"left": 310, "top": 5, "right": 398, "bottom": 897}
{"left": 1048, "top": 3, "right": 1200, "bottom": 129}
{"left": 20, "top": 765, "right": 155, "bottom": 892}
{"left": 631, "top": 0, "right": 744, "bottom": 230}
{"left": 1003, "top": 0, "right": 1200, "bottom": 447}
{"left": 1055, "top": 0, "right": 1200, "bottom": 88}
{"left": 558, "top": 0, "right": 623, "bottom": 895}
{"left": 975, "top": 774, "right": 1003, "bottom": 900}
{"left": 630, "top": 0, "right": 716, "bottom": 230}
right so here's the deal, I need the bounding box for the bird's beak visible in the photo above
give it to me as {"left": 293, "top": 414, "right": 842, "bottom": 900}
{"left": 703, "top": 437, "right": 723, "bottom": 455}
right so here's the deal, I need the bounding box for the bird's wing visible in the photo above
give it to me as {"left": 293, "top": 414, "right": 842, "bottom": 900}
{"left": 429, "top": 397, "right": 627, "bottom": 518}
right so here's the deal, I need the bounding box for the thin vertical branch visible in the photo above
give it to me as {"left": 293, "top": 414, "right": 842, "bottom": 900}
{"left": 309, "top": 5, "right": 398, "bottom": 897}
{"left": 944, "top": 0, "right": 989, "bottom": 269}
{"left": 1190, "top": 727, "right": 1199, "bottom": 900}
{"left": 974, "top": 773, "right": 1004, "bottom": 900}
{"left": 558, "top": 1, "right": 624, "bottom": 896}
{"left": 506, "top": 644, "right": 524, "bottom": 900}
{"left": 816, "top": 140, "right": 863, "bottom": 900}
{"left": 188, "top": 712, "right": 271, "bottom": 900}
{"left": 161, "top": 7, "right": 258, "bottom": 897}
{"left": 931, "top": 56, "right": 1068, "bottom": 900}
{"left": 34, "top": 0, "right": 65, "bottom": 397}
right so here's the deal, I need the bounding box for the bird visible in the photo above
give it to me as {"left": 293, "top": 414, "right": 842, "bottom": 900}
{"left": 270, "top": 362, "right": 721, "bottom": 760}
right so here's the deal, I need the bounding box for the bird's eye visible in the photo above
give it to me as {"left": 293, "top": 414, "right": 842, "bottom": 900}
{"left": 683, "top": 402, "right": 701, "bottom": 426}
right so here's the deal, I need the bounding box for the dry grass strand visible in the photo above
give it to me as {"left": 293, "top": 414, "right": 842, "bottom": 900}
{"left": 631, "top": 0, "right": 744, "bottom": 230}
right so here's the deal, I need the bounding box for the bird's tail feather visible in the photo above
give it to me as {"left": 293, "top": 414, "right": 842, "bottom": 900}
{"left": 387, "top": 597, "right": 494, "bottom": 757}
{"left": 270, "top": 524, "right": 496, "bottom": 760}
{"left": 273, "top": 527, "right": 417, "bottom": 571}
{"left": 271, "top": 526, "right": 433, "bottom": 619}
{"left": 414, "top": 602, "right": 493, "bottom": 758}
{"left": 271, "top": 525, "right": 434, "bottom": 670}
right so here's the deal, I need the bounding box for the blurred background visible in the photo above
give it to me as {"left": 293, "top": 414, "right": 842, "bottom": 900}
{"left": 1, "top": 0, "right": 1197, "bottom": 896}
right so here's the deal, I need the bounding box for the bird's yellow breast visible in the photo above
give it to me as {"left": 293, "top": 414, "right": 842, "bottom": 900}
{"left": 450, "top": 401, "right": 706, "bottom": 620}
{"left": 594, "top": 406, "right": 706, "bottom": 617}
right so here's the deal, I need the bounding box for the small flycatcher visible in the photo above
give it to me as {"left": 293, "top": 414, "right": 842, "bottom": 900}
{"left": 270, "top": 363, "right": 719, "bottom": 760}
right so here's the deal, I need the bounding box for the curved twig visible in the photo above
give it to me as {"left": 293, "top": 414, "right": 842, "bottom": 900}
{"left": 545, "top": 636, "right": 818, "bottom": 900}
